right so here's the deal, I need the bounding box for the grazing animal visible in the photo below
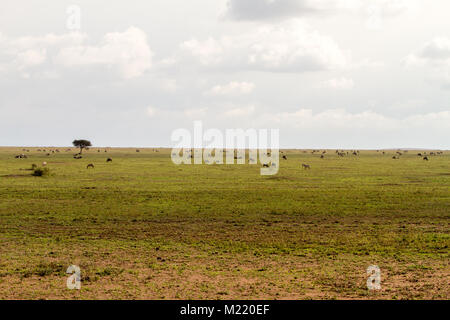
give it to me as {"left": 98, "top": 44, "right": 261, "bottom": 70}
{"left": 136, "top": 149, "right": 140, "bottom": 153}
{"left": 392, "top": 156, "right": 398, "bottom": 159}
{"left": 106, "top": 158, "right": 112, "bottom": 162}
{"left": 417, "top": 153, "right": 422, "bottom": 156}
{"left": 15, "top": 154, "right": 27, "bottom": 159}
{"left": 320, "top": 155, "right": 324, "bottom": 159}
{"left": 282, "top": 155, "right": 287, "bottom": 160}
{"left": 262, "top": 163, "right": 270, "bottom": 168}
{"left": 302, "top": 164, "right": 311, "bottom": 169}
{"left": 423, "top": 156, "right": 429, "bottom": 161}
{"left": 42, "top": 162, "right": 47, "bottom": 166}
{"left": 87, "top": 164, "right": 95, "bottom": 169}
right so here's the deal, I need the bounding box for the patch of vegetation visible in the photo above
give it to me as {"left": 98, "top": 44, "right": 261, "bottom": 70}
{"left": 32, "top": 167, "right": 50, "bottom": 177}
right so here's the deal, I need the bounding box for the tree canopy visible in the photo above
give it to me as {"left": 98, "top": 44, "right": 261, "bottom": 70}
{"left": 72, "top": 139, "right": 92, "bottom": 153}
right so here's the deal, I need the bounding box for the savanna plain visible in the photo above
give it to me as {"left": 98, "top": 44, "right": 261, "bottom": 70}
{"left": 0, "top": 147, "right": 448, "bottom": 299}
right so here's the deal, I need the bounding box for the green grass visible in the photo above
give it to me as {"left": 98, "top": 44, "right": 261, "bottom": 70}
{"left": 0, "top": 147, "right": 448, "bottom": 299}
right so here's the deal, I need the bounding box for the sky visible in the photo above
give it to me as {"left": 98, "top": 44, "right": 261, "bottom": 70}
{"left": 1, "top": 0, "right": 449, "bottom": 149}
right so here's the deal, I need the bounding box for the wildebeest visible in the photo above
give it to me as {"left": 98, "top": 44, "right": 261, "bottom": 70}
{"left": 282, "top": 155, "right": 287, "bottom": 160}
{"left": 320, "top": 155, "right": 324, "bottom": 159}
{"left": 262, "top": 163, "right": 270, "bottom": 168}
{"left": 417, "top": 153, "right": 422, "bottom": 156}
{"left": 106, "top": 158, "right": 112, "bottom": 162}
{"left": 87, "top": 164, "right": 95, "bottom": 169}
{"left": 423, "top": 156, "right": 429, "bottom": 161}
{"left": 15, "top": 154, "right": 27, "bottom": 159}
{"left": 302, "top": 164, "right": 311, "bottom": 169}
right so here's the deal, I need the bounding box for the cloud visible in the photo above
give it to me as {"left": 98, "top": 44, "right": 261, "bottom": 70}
{"left": 223, "top": 105, "right": 256, "bottom": 117}
{"left": 263, "top": 108, "right": 450, "bottom": 148}
{"left": 0, "top": 27, "right": 153, "bottom": 79}
{"left": 224, "top": 0, "right": 414, "bottom": 21}
{"left": 405, "top": 37, "right": 450, "bottom": 89}
{"left": 14, "top": 49, "right": 47, "bottom": 70}
{"left": 256, "top": 108, "right": 450, "bottom": 132}
{"left": 405, "top": 37, "right": 450, "bottom": 67}
{"left": 206, "top": 81, "right": 255, "bottom": 95}
{"left": 55, "top": 27, "right": 153, "bottom": 79}
{"left": 320, "top": 77, "right": 354, "bottom": 89}
{"left": 180, "top": 20, "right": 348, "bottom": 72}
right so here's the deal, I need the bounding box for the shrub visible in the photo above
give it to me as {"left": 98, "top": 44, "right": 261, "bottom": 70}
{"left": 32, "top": 167, "right": 50, "bottom": 177}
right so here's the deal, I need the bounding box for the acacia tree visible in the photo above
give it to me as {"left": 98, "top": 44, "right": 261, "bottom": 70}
{"left": 72, "top": 139, "right": 92, "bottom": 154}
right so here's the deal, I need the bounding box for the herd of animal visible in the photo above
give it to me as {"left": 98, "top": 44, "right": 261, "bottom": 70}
{"left": 13, "top": 148, "right": 444, "bottom": 172}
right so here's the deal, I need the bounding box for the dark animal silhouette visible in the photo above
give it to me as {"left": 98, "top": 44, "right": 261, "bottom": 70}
{"left": 87, "top": 164, "right": 95, "bottom": 169}
{"left": 106, "top": 158, "right": 112, "bottom": 162}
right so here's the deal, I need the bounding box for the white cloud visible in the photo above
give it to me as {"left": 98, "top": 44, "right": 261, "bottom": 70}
{"left": 223, "top": 105, "right": 256, "bottom": 117}
{"left": 55, "top": 27, "right": 153, "bottom": 79}
{"left": 184, "top": 107, "right": 208, "bottom": 118}
{"left": 180, "top": 20, "right": 348, "bottom": 72}
{"left": 320, "top": 77, "right": 354, "bottom": 89}
{"left": 0, "top": 27, "right": 153, "bottom": 79}
{"left": 206, "top": 81, "right": 255, "bottom": 95}
{"left": 15, "top": 49, "right": 47, "bottom": 70}
{"left": 256, "top": 108, "right": 450, "bottom": 131}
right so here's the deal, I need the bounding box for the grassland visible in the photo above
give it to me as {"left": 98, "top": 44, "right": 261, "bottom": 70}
{"left": 0, "top": 147, "right": 448, "bottom": 299}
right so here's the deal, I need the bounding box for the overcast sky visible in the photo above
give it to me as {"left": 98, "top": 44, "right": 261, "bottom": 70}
{"left": 1, "top": 0, "right": 449, "bottom": 149}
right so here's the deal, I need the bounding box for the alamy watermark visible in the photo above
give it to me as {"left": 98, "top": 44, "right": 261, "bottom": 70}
{"left": 171, "top": 121, "right": 279, "bottom": 175}
{"left": 66, "top": 265, "right": 81, "bottom": 290}
{"left": 66, "top": 5, "right": 81, "bottom": 31}
{"left": 367, "top": 265, "right": 381, "bottom": 290}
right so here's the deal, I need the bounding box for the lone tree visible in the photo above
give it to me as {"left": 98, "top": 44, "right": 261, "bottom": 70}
{"left": 72, "top": 139, "right": 92, "bottom": 154}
